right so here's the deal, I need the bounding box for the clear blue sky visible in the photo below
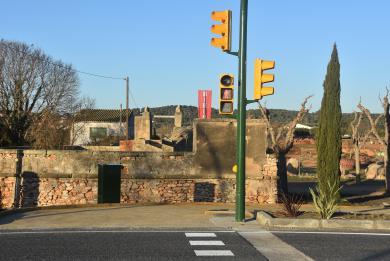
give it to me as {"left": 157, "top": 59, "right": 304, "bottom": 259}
{"left": 1, "top": 0, "right": 389, "bottom": 112}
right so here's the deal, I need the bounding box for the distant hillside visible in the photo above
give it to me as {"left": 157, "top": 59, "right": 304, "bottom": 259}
{"left": 134, "top": 105, "right": 383, "bottom": 136}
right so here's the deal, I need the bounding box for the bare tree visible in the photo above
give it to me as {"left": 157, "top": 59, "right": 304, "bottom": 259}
{"left": 258, "top": 95, "right": 313, "bottom": 193}
{"left": 350, "top": 111, "right": 363, "bottom": 181}
{"left": 358, "top": 90, "right": 390, "bottom": 192}
{"left": 0, "top": 40, "right": 79, "bottom": 146}
{"left": 69, "top": 97, "right": 95, "bottom": 146}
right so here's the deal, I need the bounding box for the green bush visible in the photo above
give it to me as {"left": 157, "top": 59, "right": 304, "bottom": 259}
{"left": 309, "top": 181, "right": 342, "bottom": 219}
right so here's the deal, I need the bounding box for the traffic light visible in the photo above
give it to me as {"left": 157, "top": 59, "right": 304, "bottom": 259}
{"left": 254, "top": 59, "right": 275, "bottom": 100}
{"left": 219, "top": 74, "right": 234, "bottom": 115}
{"left": 211, "top": 10, "right": 232, "bottom": 52}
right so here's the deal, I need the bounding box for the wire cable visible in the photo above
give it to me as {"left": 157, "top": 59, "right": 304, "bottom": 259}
{"left": 1, "top": 40, "right": 124, "bottom": 80}
{"left": 129, "top": 88, "right": 138, "bottom": 108}
{"left": 1, "top": 40, "right": 139, "bottom": 107}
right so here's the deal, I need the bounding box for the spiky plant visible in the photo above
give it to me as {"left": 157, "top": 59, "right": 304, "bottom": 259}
{"left": 310, "top": 181, "right": 342, "bottom": 219}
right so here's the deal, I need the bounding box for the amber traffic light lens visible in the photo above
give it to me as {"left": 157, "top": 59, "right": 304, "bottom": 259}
{"left": 220, "top": 75, "right": 233, "bottom": 86}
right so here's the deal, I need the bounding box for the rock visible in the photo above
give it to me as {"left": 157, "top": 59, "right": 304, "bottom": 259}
{"left": 343, "top": 173, "right": 356, "bottom": 179}
{"left": 366, "top": 163, "right": 385, "bottom": 180}
{"left": 286, "top": 158, "right": 299, "bottom": 175}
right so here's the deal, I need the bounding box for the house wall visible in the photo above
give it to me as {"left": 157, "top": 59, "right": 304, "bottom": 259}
{"left": 71, "top": 122, "right": 124, "bottom": 145}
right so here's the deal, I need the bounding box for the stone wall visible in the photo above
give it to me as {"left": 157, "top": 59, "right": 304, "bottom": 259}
{"left": 0, "top": 177, "right": 15, "bottom": 208}
{"left": 0, "top": 172, "right": 276, "bottom": 209}
{"left": 0, "top": 152, "right": 277, "bottom": 208}
{"left": 193, "top": 119, "right": 267, "bottom": 178}
{"left": 0, "top": 118, "right": 277, "bottom": 208}
{"left": 0, "top": 150, "right": 195, "bottom": 179}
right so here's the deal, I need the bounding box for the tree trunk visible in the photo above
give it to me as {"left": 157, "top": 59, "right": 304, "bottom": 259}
{"left": 277, "top": 152, "right": 288, "bottom": 194}
{"left": 385, "top": 145, "right": 390, "bottom": 193}
{"left": 354, "top": 143, "right": 361, "bottom": 183}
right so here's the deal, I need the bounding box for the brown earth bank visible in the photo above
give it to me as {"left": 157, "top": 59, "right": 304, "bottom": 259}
{"left": 286, "top": 138, "right": 385, "bottom": 177}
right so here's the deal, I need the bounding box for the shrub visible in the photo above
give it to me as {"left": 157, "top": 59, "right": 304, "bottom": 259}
{"left": 309, "top": 181, "right": 342, "bottom": 219}
{"left": 279, "top": 192, "right": 304, "bottom": 217}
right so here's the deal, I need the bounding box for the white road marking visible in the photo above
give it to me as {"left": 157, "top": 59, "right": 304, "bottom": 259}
{"left": 185, "top": 232, "right": 217, "bottom": 237}
{"left": 239, "top": 231, "right": 314, "bottom": 261}
{"left": 0, "top": 230, "right": 234, "bottom": 235}
{"left": 189, "top": 240, "right": 225, "bottom": 246}
{"left": 194, "top": 250, "right": 234, "bottom": 256}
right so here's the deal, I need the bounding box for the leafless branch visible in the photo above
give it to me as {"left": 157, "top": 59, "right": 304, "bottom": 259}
{"left": 0, "top": 40, "right": 83, "bottom": 147}
{"left": 358, "top": 102, "right": 386, "bottom": 146}
{"left": 257, "top": 95, "right": 313, "bottom": 154}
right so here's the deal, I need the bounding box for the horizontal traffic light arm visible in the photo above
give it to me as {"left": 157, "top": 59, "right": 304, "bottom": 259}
{"left": 245, "top": 99, "right": 259, "bottom": 105}
{"left": 225, "top": 51, "right": 238, "bottom": 56}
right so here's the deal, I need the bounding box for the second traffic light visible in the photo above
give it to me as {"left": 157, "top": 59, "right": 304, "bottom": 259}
{"left": 219, "top": 74, "right": 234, "bottom": 115}
{"left": 254, "top": 59, "right": 275, "bottom": 100}
{"left": 211, "top": 10, "right": 232, "bottom": 52}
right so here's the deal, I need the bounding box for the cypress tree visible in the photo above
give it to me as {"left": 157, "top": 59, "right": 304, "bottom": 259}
{"left": 316, "top": 44, "right": 342, "bottom": 195}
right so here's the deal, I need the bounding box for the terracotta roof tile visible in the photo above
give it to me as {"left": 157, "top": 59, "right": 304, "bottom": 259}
{"left": 75, "top": 109, "right": 132, "bottom": 122}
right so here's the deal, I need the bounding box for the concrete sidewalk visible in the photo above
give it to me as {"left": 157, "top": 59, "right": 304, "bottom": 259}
{"left": 0, "top": 203, "right": 390, "bottom": 231}
{"left": 0, "top": 204, "right": 227, "bottom": 230}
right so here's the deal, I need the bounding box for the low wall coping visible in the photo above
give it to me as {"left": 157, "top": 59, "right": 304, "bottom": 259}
{"left": 256, "top": 210, "right": 390, "bottom": 231}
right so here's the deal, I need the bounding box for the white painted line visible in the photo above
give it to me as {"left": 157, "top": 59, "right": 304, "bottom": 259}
{"left": 239, "top": 231, "right": 313, "bottom": 261}
{"left": 189, "top": 240, "right": 225, "bottom": 246}
{"left": 194, "top": 250, "right": 234, "bottom": 256}
{"left": 185, "top": 232, "right": 217, "bottom": 237}
{"left": 0, "top": 230, "right": 234, "bottom": 236}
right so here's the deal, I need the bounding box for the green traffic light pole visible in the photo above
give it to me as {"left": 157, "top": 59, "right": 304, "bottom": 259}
{"left": 235, "top": 0, "right": 248, "bottom": 222}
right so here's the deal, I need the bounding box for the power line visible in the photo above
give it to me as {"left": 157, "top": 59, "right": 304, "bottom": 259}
{"left": 1, "top": 40, "right": 139, "bottom": 107}
{"left": 129, "top": 88, "right": 138, "bottom": 108}
{"left": 1, "top": 40, "right": 124, "bottom": 80}
{"left": 73, "top": 69, "right": 124, "bottom": 80}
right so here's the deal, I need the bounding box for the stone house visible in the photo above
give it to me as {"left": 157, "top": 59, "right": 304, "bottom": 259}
{"left": 70, "top": 109, "right": 134, "bottom": 145}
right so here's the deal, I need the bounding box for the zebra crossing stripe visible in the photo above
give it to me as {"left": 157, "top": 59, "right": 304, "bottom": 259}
{"left": 185, "top": 232, "right": 216, "bottom": 237}
{"left": 194, "top": 250, "right": 234, "bottom": 256}
{"left": 189, "top": 240, "right": 225, "bottom": 246}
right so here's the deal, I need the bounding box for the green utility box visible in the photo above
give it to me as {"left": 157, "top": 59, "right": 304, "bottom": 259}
{"left": 98, "top": 164, "right": 122, "bottom": 203}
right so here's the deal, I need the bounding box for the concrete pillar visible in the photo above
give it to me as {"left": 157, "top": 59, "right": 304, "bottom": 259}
{"left": 135, "top": 107, "right": 152, "bottom": 140}
{"left": 174, "top": 105, "right": 183, "bottom": 128}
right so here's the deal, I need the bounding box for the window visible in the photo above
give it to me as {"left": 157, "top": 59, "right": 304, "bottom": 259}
{"left": 90, "top": 127, "right": 107, "bottom": 140}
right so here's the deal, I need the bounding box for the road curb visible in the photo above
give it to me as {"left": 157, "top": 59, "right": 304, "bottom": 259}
{"left": 256, "top": 211, "right": 390, "bottom": 231}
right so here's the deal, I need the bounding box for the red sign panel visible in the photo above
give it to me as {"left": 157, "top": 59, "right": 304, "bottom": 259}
{"left": 198, "top": 90, "right": 212, "bottom": 119}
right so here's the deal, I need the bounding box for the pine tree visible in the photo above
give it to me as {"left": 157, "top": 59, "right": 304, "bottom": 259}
{"left": 316, "top": 44, "right": 342, "bottom": 195}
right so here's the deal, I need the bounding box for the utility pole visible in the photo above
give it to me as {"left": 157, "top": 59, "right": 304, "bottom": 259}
{"left": 119, "top": 103, "right": 123, "bottom": 136}
{"left": 125, "top": 76, "right": 129, "bottom": 140}
{"left": 236, "top": 0, "right": 248, "bottom": 222}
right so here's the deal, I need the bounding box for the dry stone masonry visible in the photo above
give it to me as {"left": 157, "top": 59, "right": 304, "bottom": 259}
{"left": 0, "top": 119, "right": 278, "bottom": 208}
{"left": 0, "top": 150, "right": 277, "bottom": 208}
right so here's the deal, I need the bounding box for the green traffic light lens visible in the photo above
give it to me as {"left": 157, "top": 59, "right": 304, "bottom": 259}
{"left": 220, "top": 75, "right": 233, "bottom": 86}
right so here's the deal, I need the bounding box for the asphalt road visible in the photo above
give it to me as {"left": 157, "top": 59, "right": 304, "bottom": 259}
{"left": 0, "top": 230, "right": 266, "bottom": 261}
{"left": 273, "top": 231, "right": 390, "bottom": 261}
